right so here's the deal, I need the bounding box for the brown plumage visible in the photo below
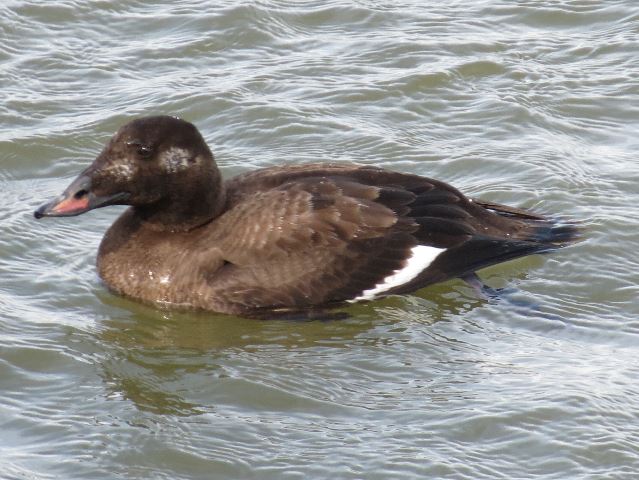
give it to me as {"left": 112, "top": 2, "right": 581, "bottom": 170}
{"left": 34, "top": 116, "right": 579, "bottom": 316}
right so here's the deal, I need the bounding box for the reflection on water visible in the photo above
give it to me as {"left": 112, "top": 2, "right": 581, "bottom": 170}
{"left": 94, "top": 268, "right": 552, "bottom": 418}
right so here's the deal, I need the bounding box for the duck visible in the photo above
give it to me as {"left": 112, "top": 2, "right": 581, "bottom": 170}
{"left": 35, "top": 115, "right": 579, "bottom": 317}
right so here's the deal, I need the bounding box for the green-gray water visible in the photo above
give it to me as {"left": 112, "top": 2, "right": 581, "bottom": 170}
{"left": 2, "top": 1, "right": 639, "bottom": 479}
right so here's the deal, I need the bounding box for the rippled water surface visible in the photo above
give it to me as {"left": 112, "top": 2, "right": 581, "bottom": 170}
{"left": 2, "top": 1, "right": 639, "bottom": 479}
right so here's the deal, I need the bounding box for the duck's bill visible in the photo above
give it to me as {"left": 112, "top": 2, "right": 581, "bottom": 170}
{"left": 34, "top": 173, "right": 129, "bottom": 219}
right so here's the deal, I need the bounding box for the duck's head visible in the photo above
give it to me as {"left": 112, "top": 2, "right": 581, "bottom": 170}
{"left": 35, "top": 116, "right": 222, "bottom": 227}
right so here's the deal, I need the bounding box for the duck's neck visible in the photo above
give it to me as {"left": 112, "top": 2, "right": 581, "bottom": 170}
{"left": 135, "top": 165, "right": 226, "bottom": 232}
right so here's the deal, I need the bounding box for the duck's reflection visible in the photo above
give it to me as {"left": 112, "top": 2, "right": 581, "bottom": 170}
{"left": 93, "top": 278, "right": 508, "bottom": 416}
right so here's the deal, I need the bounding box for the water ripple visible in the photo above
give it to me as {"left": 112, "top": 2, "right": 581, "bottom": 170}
{"left": 2, "top": 0, "right": 639, "bottom": 478}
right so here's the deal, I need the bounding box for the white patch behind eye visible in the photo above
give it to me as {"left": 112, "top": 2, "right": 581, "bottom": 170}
{"left": 163, "top": 147, "right": 191, "bottom": 173}
{"left": 350, "top": 245, "right": 445, "bottom": 302}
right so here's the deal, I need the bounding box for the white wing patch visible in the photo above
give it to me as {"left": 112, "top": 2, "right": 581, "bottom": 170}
{"left": 350, "top": 245, "right": 445, "bottom": 302}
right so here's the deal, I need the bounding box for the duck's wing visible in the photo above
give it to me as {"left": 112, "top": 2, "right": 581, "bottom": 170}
{"left": 205, "top": 169, "right": 578, "bottom": 313}
{"left": 207, "top": 176, "right": 424, "bottom": 310}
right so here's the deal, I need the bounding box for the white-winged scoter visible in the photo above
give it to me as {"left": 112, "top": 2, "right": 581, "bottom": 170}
{"left": 35, "top": 116, "right": 579, "bottom": 316}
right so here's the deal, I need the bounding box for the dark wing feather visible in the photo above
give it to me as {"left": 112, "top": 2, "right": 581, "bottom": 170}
{"left": 214, "top": 177, "right": 401, "bottom": 263}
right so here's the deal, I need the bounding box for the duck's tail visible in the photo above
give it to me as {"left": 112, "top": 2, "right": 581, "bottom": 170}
{"left": 472, "top": 198, "right": 583, "bottom": 248}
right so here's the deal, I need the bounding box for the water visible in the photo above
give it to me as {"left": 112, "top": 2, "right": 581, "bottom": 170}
{"left": 2, "top": 1, "right": 639, "bottom": 478}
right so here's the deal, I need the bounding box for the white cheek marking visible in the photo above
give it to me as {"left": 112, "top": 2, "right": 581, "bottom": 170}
{"left": 350, "top": 245, "right": 445, "bottom": 302}
{"left": 103, "top": 162, "right": 135, "bottom": 180}
{"left": 163, "top": 147, "right": 191, "bottom": 173}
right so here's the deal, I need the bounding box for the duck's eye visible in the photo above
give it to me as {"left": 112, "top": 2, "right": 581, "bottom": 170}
{"left": 127, "top": 141, "right": 153, "bottom": 159}
{"left": 136, "top": 145, "right": 153, "bottom": 159}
